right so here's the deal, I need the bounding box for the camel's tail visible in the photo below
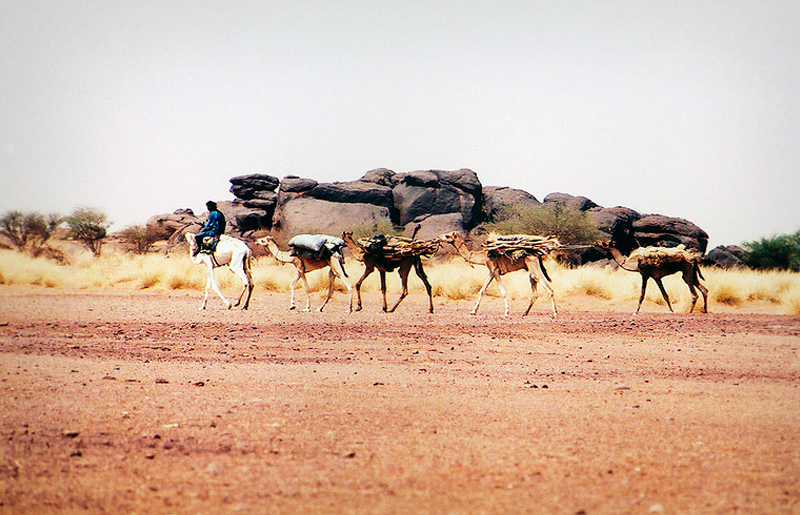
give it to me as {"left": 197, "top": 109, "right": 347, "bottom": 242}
{"left": 539, "top": 256, "right": 552, "bottom": 283}
{"left": 696, "top": 261, "right": 705, "bottom": 282}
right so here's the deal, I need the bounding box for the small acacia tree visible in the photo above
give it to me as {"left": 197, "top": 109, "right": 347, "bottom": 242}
{"left": 744, "top": 231, "right": 800, "bottom": 272}
{"left": 0, "top": 210, "right": 63, "bottom": 256}
{"left": 486, "top": 204, "right": 602, "bottom": 245}
{"left": 65, "top": 207, "right": 111, "bottom": 256}
{"left": 119, "top": 224, "right": 162, "bottom": 254}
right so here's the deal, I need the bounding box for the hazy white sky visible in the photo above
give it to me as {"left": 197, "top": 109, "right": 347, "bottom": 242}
{"left": 2, "top": 1, "right": 799, "bottom": 248}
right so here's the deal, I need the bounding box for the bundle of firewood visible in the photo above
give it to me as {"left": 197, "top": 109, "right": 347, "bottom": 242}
{"left": 358, "top": 235, "right": 441, "bottom": 258}
{"left": 481, "top": 234, "right": 561, "bottom": 259}
{"left": 628, "top": 245, "right": 701, "bottom": 266}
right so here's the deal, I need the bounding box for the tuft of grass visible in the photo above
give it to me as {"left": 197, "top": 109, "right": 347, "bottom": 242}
{"left": 781, "top": 289, "right": 800, "bottom": 315}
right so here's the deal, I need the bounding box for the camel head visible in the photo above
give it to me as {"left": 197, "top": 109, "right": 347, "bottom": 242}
{"left": 439, "top": 231, "right": 465, "bottom": 247}
{"left": 254, "top": 235, "right": 274, "bottom": 246}
{"left": 185, "top": 232, "right": 198, "bottom": 251}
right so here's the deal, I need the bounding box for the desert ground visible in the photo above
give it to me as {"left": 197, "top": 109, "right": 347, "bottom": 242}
{"left": 1, "top": 286, "right": 798, "bottom": 515}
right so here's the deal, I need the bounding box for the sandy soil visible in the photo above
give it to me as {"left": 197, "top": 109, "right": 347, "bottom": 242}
{"left": 1, "top": 287, "right": 799, "bottom": 515}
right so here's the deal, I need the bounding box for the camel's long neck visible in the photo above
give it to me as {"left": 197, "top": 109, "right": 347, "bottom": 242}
{"left": 452, "top": 237, "right": 486, "bottom": 266}
{"left": 343, "top": 237, "right": 366, "bottom": 263}
{"left": 267, "top": 242, "right": 294, "bottom": 263}
{"left": 607, "top": 246, "right": 638, "bottom": 272}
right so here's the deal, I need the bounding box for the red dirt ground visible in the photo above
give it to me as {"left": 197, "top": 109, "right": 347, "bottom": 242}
{"left": 1, "top": 287, "right": 799, "bottom": 514}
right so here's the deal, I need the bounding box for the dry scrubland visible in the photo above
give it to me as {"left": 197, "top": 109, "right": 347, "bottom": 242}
{"left": 1, "top": 248, "right": 799, "bottom": 315}
{"left": 1, "top": 247, "right": 800, "bottom": 515}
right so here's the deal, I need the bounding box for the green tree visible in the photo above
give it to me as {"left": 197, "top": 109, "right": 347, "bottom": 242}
{"left": 485, "top": 204, "right": 602, "bottom": 245}
{"left": 743, "top": 231, "right": 800, "bottom": 271}
{"left": 65, "top": 207, "right": 110, "bottom": 256}
{"left": 119, "top": 224, "right": 162, "bottom": 254}
{"left": 0, "top": 210, "right": 63, "bottom": 255}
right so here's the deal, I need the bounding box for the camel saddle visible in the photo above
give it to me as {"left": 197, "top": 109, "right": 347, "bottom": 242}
{"left": 199, "top": 236, "right": 221, "bottom": 253}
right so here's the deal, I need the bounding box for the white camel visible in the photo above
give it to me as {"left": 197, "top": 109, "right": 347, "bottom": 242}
{"left": 185, "top": 233, "right": 254, "bottom": 310}
{"left": 440, "top": 231, "right": 558, "bottom": 317}
{"left": 255, "top": 235, "right": 353, "bottom": 312}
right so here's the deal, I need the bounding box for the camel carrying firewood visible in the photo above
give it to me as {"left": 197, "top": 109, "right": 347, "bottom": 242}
{"left": 185, "top": 233, "right": 254, "bottom": 310}
{"left": 440, "top": 231, "right": 559, "bottom": 317}
{"left": 255, "top": 235, "right": 353, "bottom": 312}
{"left": 597, "top": 223, "right": 708, "bottom": 314}
{"left": 341, "top": 231, "right": 437, "bottom": 313}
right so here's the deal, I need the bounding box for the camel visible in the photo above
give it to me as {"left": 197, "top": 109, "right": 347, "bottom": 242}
{"left": 185, "top": 233, "right": 253, "bottom": 310}
{"left": 255, "top": 235, "right": 352, "bottom": 312}
{"left": 439, "top": 231, "right": 557, "bottom": 317}
{"left": 341, "top": 231, "right": 435, "bottom": 313}
{"left": 598, "top": 241, "right": 708, "bottom": 315}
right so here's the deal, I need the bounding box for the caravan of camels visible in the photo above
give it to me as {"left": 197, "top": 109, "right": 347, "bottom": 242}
{"left": 183, "top": 227, "right": 709, "bottom": 316}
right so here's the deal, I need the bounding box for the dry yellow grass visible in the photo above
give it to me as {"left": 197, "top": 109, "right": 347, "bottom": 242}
{"left": 2, "top": 249, "right": 799, "bottom": 314}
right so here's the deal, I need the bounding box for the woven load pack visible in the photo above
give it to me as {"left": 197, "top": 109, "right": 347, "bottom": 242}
{"left": 628, "top": 244, "right": 701, "bottom": 266}
{"left": 358, "top": 234, "right": 440, "bottom": 258}
{"left": 482, "top": 234, "right": 561, "bottom": 260}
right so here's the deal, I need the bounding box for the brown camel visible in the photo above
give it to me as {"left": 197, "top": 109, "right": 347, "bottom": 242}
{"left": 439, "top": 231, "right": 557, "bottom": 317}
{"left": 341, "top": 231, "right": 435, "bottom": 313}
{"left": 598, "top": 241, "right": 708, "bottom": 314}
{"left": 255, "top": 235, "right": 352, "bottom": 312}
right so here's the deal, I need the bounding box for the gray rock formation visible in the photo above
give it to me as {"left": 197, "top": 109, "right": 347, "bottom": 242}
{"left": 147, "top": 168, "right": 718, "bottom": 262}
{"left": 483, "top": 186, "right": 540, "bottom": 221}
{"left": 392, "top": 169, "right": 482, "bottom": 227}
{"left": 702, "top": 245, "right": 746, "bottom": 269}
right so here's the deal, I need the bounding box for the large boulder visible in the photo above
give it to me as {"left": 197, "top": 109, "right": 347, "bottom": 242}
{"left": 543, "top": 192, "right": 599, "bottom": 211}
{"left": 145, "top": 209, "right": 199, "bottom": 241}
{"left": 360, "top": 168, "right": 398, "bottom": 187}
{"left": 702, "top": 245, "right": 746, "bottom": 269}
{"left": 280, "top": 176, "right": 319, "bottom": 193}
{"left": 229, "top": 173, "right": 280, "bottom": 200}
{"left": 483, "top": 186, "right": 540, "bottom": 221}
{"left": 219, "top": 200, "right": 273, "bottom": 234}
{"left": 273, "top": 197, "right": 392, "bottom": 239}
{"left": 392, "top": 169, "right": 483, "bottom": 227}
{"left": 402, "top": 213, "right": 465, "bottom": 241}
{"left": 305, "top": 180, "right": 394, "bottom": 208}
{"left": 632, "top": 215, "right": 709, "bottom": 252}
{"left": 589, "top": 206, "right": 642, "bottom": 234}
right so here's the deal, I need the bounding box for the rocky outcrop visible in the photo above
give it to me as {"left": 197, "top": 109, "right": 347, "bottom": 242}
{"left": 483, "top": 186, "right": 540, "bottom": 220}
{"left": 702, "top": 245, "right": 746, "bottom": 269}
{"left": 391, "top": 169, "right": 483, "bottom": 227}
{"left": 544, "top": 192, "right": 599, "bottom": 212}
{"left": 149, "top": 168, "right": 716, "bottom": 262}
{"left": 632, "top": 215, "right": 708, "bottom": 252}
{"left": 274, "top": 197, "right": 391, "bottom": 238}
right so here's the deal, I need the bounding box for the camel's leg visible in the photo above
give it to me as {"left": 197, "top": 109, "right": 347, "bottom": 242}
{"left": 207, "top": 266, "right": 232, "bottom": 310}
{"left": 413, "top": 259, "right": 435, "bottom": 314}
{"left": 330, "top": 259, "right": 354, "bottom": 313}
{"left": 522, "top": 274, "right": 540, "bottom": 317}
{"left": 317, "top": 268, "right": 336, "bottom": 312}
{"left": 200, "top": 273, "right": 211, "bottom": 310}
{"left": 379, "top": 270, "right": 388, "bottom": 312}
{"left": 388, "top": 261, "right": 412, "bottom": 313}
{"left": 353, "top": 265, "right": 374, "bottom": 312}
{"left": 288, "top": 269, "right": 301, "bottom": 310}
{"left": 299, "top": 272, "right": 313, "bottom": 312}
{"left": 654, "top": 277, "right": 673, "bottom": 312}
{"left": 471, "top": 273, "right": 494, "bottom": 315}
{"left": 685, "top": 268, "right": 709, "bottom": 313}
{"left": 634, "top": 275, "right": 648, "bottom": 315}
{"left": 524, "top": 263, "right": 557, "bottom": 318}
{"left": 697, "top": 280, "right": 709, "bottom": 313}
{"left": 230, "top": 256, "right": 253, "bottom": 309}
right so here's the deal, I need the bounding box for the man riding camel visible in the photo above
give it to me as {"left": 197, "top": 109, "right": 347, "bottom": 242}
{"left": 194, "top": 201, "right": 225, "bottom": 256}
